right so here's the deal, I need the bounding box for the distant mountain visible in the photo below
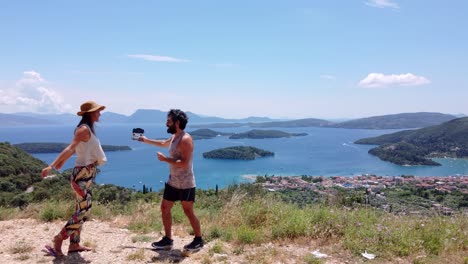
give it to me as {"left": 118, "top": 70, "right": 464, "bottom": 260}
{"left": 0, "top": 113, "right": 58, "bottom": 126}
{"left": 192, "top": 118, "right": 332, "bottom": 129}
{"left": 355, "top": 117, "right": 468, "bottom": 166}
{"left": 229, "top": 129, "right": 307, "bottom": 139}
{"left": 249, "top": 118, "right": 332, "bottom": 128}
{"left": 236, "top": 116, "right": 274, "bottom": 122}
{"left": 1, "top": 109, "right": 279, "bottom": 126}
{"left": 15, "top": 112, "right": 77, "bottom": 124}
{"left": 1, "top": 110, "right": 458, "bottom": 129}
{"left": 101, "top": 112, "right": 128, "bottom": 123}
{"left": 191, "top": 123, "right": 248, "bottom": 128}
{"left": 125, "top": 109, "right": 277, "bottom": 125}
{"left": 329, "top": 112, "right": 456, "bottom": 129}
{"left": 126, "top": 109, "right": 168, "bottom": 123}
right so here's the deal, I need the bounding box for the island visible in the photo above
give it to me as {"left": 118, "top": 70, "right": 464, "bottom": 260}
{"left": 14, "top": 142, "right": 131, "bottom": 153}
{"left": 229, "top": 129, "right": 307, "bottom": 139}
{"left": 188, "top": 129, "right": 233, "bottom": 140}
{"left": 203, "top": 146, "right": 274, "bottom": 160}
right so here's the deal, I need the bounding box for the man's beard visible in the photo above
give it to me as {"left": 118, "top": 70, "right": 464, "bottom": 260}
{"left": 167, "top": 125, "right": 176, "bottom": 134}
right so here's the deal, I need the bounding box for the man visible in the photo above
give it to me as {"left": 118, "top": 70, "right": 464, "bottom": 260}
{"left": 138, "top": 109, "right": 203, "bottom": 252}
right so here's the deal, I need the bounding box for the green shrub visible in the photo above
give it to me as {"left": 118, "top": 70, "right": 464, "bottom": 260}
{"left": 0, "top": 180, "right": 16, "bottom": 192}
{"left": 10, "top": 193, "right": 29, "bottom": 208}
{"left": 32, "top": 188, "right": 50, "bottom": 202}
{"left": 271, "top": 207, "right": 309, "bottom": 239}
{"left": 39, "top": 200, "right": 72, "bottom": 221}
{"left": 236, "top": 225, "right": 261, "bottom": 244}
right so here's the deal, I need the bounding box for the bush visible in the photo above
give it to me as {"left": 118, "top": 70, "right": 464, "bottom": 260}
{"left": 10, "top": 193, "right": 29, "bottom": 208}
{"left": 39, "top": 201, "right": 67, "bottom": 221}
{"left": 0, "top": 180, "right": 16, "bottom": 192}
{"left": 32, "top": 188, "right": 51, "bottom": 202}
{"left": 236, "top": 225, "right": 261, "bottom": 244}
{"left": 94, "top": 184, "right": 132, "bottom": 204}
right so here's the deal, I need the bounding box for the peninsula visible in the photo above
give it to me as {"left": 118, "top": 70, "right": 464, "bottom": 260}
{"left": 355, "top": 117, "right": 468, "bottom": 166}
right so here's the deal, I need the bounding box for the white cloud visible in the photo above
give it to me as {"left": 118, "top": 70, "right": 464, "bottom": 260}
{"left": 127, "top": 54, "right": 189, "bottom": 62}
{"left": 358, "top": 73, "right": 430, "bottom": 88}
{"left": 16, "top": 71, "right": 45, "bottom": 86}
{"left": 0, "top": 71, "right": 72, "bottom": 113}
{"left": 365, "top": 0, "right": 399, "bottom": 9}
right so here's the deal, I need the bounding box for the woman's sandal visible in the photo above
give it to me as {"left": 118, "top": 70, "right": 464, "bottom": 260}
{"left": 43, "top": 245, "right": 64, "bottom": 257}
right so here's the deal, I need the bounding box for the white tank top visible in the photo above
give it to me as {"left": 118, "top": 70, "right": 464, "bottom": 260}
{"left": 74, "top": 124, "right": 107, "bottom": 167}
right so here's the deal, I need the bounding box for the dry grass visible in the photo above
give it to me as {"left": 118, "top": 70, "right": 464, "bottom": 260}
{"left": 131, "top": 235, "right": 154, "bottom": 243}
{"left": 9, "top": 240, "right": 33, "bottom": 254}
{"left": 126, "top": 248, "right": 146, "bottom": 261}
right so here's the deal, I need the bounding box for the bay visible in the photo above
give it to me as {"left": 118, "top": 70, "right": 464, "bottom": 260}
{"left": 2, "top": 124, "right": 467, "bottom": 191}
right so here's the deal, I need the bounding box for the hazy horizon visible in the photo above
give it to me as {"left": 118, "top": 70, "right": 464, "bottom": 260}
{"left": 1, "top": 1, "right": 467, "bottom": 119}
{"left": 2, "top": 109, "right": 464, "bottom": 122}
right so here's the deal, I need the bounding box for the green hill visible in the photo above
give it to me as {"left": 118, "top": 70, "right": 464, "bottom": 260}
{"left": 203, "top": 146, "right": 274, "bottom": 160}
{"left": 355, "top": 117, "right": 468, "bottom": 165}
{"left": 0, "top": 142, "right": 131, "bottom": 208}
{"left": 0, "top": 142, "right": 48, "bottom": 206}
{"left": 229, "top": 129, "right": 307, "bottom": 139}
{"left": 330, "top": 112, "right": 456, "bottom": 129}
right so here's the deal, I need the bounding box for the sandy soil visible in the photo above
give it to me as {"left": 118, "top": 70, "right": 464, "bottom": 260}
{"left": 0, "top": 218, "right": 382, "bottom": 264}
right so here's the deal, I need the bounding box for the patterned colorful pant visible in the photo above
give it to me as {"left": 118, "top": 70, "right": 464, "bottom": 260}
{"left": 58, "top": 163, "right": 97, "bottom": 244}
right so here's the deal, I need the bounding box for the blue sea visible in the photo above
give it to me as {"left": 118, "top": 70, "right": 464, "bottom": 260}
{"left": 2, "top": 124, "right": 468, "bottom": 191}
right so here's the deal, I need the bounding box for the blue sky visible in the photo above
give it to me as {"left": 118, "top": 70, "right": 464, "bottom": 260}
{"left": 0, "top": 0, "right": 467, "bottom": 119}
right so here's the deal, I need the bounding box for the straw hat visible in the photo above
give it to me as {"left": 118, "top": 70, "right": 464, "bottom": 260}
{"left": 77, "top": 101, "right": 106, "bottom": 116}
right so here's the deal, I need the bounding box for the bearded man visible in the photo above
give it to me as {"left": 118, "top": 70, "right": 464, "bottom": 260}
{"left": 139, "top": 109, "right": 203, "bottom": 252}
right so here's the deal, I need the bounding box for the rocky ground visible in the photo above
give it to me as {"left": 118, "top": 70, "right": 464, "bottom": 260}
{"left": 0, "top": 218, "right": 404, "bottom": 264}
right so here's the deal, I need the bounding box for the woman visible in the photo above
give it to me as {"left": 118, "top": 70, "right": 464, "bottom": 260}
{"left": 41, "top": 101, "right": 107, "bottom": 257}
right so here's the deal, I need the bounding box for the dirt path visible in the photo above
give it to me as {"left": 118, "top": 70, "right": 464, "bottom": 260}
{"left": 0, "top": 219, "right": 378, "bottom": 263}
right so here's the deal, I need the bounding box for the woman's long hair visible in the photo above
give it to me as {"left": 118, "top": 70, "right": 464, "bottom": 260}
{"left": 77, "top": 113, "right": 95, "bottom": 134}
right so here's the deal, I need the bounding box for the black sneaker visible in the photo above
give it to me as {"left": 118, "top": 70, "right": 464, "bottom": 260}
{"left": 183, "top": 237, "right": 204, "bottom": 253}
{"left": 151, "top": 236, "right": 173, "bottom": 250}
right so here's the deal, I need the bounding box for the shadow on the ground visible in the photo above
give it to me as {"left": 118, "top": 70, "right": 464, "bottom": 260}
{"left": 149, "top": 248, "right": 186, "bottom": 263}
{"left": 45, "top": 251, "right": 91, "bottom": 264}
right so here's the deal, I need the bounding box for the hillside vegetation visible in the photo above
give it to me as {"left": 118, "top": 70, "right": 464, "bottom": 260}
{"left": 355, "top": 117, "right": 468, "bottom": 165}
{"left": 0, "top": 142, "right": 45, "bottom": 207}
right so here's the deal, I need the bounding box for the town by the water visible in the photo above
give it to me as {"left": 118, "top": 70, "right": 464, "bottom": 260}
{"left": 253, "top": 174, "right": 468, "bottom": 216}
